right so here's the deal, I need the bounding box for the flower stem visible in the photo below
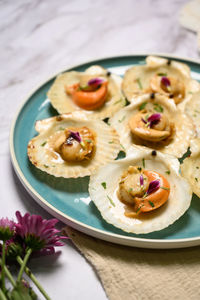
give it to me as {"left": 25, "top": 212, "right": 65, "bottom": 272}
{"left": 0, "top": 258, "right": 15, "bottom": 287}
{"left": 16, "top": 256, "right": 51, "bottom": 300}
{"left": 1, "top": 241, "right": 6, "bottom": 293}
{"left": 0, "top": 288, "right": 7, "bottom": 300}
{"left": 17, "top": 247, "right": 32, "bottom": 283}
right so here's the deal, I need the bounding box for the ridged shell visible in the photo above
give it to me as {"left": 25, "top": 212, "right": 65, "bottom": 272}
{"left": 109, "top": 93, "right": 195, "bottom": 158}
{"left": 27, "top": 112, "right": 121, "bottom": 178}
{"left": 184, "top": 91, "right": 200, "bottom": 137}
{"left": 89, "top": 146, "right": 192, "bottom": 234}
{"left": 181, "top": 138, "right": 200, "bottom": 197}
{"left": 122, "top": 56, "right": 199, "bottom": 110}
{"left": 47, "top": 65, "right": 125, "bottom": 119}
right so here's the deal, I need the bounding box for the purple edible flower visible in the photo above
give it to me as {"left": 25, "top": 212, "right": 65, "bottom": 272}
{"left": 140, "top": 174, "right": 144, "bottom": 186}
{"left": 0, "top": 218, "right": 15, "bottom": 241}
{"left": 69, "top": 131, "right": 81, "bottom": 143}
{"left": 147, "top": 179, "right": 160, "bottom": 195}
{"left": 15, "top": 211, "right": 67, "bottom": 252}
{"left": 88, "top": 77, "right": 104, "bottom": 86}
{"left": 161, "top": 76, "right": 170, "bottom": 87}
{"left": 142, "top": 113, "right": 161, "bottom": 128}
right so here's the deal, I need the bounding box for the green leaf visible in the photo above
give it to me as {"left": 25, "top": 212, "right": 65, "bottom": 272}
{"left": 107, "top": 196, "right": 115, "bottom": 207}
{"left": 139, "top": 102, "right": 147, "bottom": 111}
{"left": 136, "top": 78, "right": 143, "bottom": 90}
{"left": 148, "top": 201, "right": 155, "bottom": 207}
{"left": 101, "top": 182, "right": 107, "bottom": 189}
{"left": 153, "top": 103, "right": 163, "bottom": 112}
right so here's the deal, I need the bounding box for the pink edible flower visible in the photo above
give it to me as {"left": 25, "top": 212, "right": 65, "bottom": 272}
{"left": 161, "top": 76, "right": 171, "bottom": 87}
{"left": 140, "top": 174, "right": 144, "bottom": 186}
{"left": 15, "top": 211, "right": 67, "bottom": 252}
{"left": 0, "top": 218, "right": 15, "bottom": 241}
{"left": 147, "top": 180, "right": 160, "bottom": 195}
{"left": 142, "top": 113, "right": 161, "bottom": 128}
{"left": 69, "top": 131, "right": 81, "bottom": 143}
{"left": 88, "top": 77, "right": 104, "bottom": 86}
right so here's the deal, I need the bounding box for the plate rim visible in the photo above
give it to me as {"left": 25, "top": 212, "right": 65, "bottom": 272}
{"left": 10, "top": 52, "right": 200, "bottom": 249}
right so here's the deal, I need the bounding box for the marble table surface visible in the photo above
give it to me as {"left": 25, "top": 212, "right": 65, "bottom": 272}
{"left": 1, "top": 0, "right": 199, "bottom": 299}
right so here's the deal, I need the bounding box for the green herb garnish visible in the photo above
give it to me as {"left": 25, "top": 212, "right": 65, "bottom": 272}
{"left": 107, "top": 195, "right": 115, "bottom": 207}
{"left": 120, "top": 144, "right": 126, "bottom": 151}
{"left": 157, "top": 72, "right": 167, "bottom": 76}
{"left": 86, "top": 139, "right": 92, "bottom": 143}
{"left": 80, "top": 141, "right": 85, "bottom": 149}
{"left": 153, "top": 103, "right": 163, "bottom": 113}
{"left": 41, "top": 141, "right": 47, "bottom": 147}
{"left": 136, "top": 78, "right": 143, "bottom": 90}
{"left": 196, "top": 166, "right": 199, "bottom": 169}
{"left": 139, "top": 102, "right": 147, "bottom": 111}
{"left": 165, "top": 170, "right": 170, "bottom": 175}
{"left": 118, "top": 115, "right": 125, "bottom": 123}
{"left": 59, "top": 127, "right": 65, "bottom": 130}
{"left": 149, "top": 201, "right": 155, "bottom": 207}
{"left": 195, "top": 178, "right": 198, "bottom": 182}
{"left": 137, "top": 167, "right": 142, "bottom": 171}
{"left": 108, "top": 141, "right": 114, "bottom": 144}
{"left": 101, "top": 182, "right": 107, "bottom": 189}
{"left": 114, "top": 99, "right": 122, "bottom": 105}
{"left": 128, "top": 188, "right": 133, "bottom": 193}
{"left": 160, "top": 186, "right": 170, "bottom": 190}
{"left": 142, "top": 158, "right": 145, "bottom": 168}
{"left": 44, "top": 164, "right": 49, "bottom": 168}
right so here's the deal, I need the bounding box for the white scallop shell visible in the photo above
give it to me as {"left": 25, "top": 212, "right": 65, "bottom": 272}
{"left": 27, "top": 112, "right": 121, "bottom": 178}
{"left": 89, "top": 146, "right": 192, "bottom": 234}
{"left": 184, "top": 91, "right": 200, "bottom": 137}
{"left": 181, "top": 138, "right": 200, "bottom": 197}
{"left": 109, "top": 93, "right": 195, "bottom": 158}
{"left": 47, "top": 65, "right": 125, "bottom": 119}
{"left": 122, "top": 55, "right": 199, "bottom": 110}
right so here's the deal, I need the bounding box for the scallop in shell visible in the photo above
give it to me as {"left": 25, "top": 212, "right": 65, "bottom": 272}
{"left": 181, "top": 138, "right": 200, "bottom": 197}
{"left": 47, "top": 65, "right": 125, "bottom": 119}
{"left": 27, "top": 112, "right": 120, "bottom": 178}
{"left": 109, "top": 93, "right": 195, "bottom": 158}
{"left": 184, "top": 91, "right": 200, "bottom": 137}
{"left": 122, "top": 56, "right": 199, "bottom": 109}
{"left": 89, "top": 146, "right": 192, "bottom": 234}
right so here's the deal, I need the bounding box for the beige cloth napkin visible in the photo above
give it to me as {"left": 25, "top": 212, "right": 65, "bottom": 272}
{"left": 64, "top": 226, "right": 200, "bottom": 300}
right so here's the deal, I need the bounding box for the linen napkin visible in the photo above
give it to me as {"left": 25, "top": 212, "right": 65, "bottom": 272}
{"left": 64, "top": 226, "right": 200, "bottom": 300}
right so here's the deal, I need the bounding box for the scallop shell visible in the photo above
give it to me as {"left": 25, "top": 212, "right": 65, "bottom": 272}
{"left": 184, "top": 91, "right": 200, "bottom": 137}
{"left": 122, "top": 55, "right": 199, "bottom": 109}
{"left": 47, "top": 65, "right": 125, "bottom": 120}
{"left": 109, "top": 93, "right": 195, "bottom": 158}
{"left": 89, "top": 146, "right": 192, "bottom": 234}
{"left": 181, "top": 138, "right": 200, "bottom": 197}
{"left": 27, "top": 112, "right": 120, "bottom": 178}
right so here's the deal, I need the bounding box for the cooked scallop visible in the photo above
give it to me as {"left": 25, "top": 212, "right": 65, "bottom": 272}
{"left": 109, "top": 93, "right": 195, "bottom": 158}
{"left": 47, "top": 65, "right": 125, "bottom": 119}
{"left": 27, "top": 112, "right": 120, "bottom": 178}
{"left": 122, "top": 56, "right": 199, "bottom": 109}
{"left": 89, "top": 146, "right": 192, "bottom": 234}
{"left": 181, "top": 138, "right": 200, "bottom": 197}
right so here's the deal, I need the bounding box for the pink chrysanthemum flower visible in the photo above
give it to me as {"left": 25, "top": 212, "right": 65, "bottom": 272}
{"left": 0, "top": 218, "right": 15, "bottom": 241}
{"left": 15, "top": 211, "right": 67, "bottom": 251}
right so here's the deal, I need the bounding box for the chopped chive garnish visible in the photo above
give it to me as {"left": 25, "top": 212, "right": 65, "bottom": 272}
{"left": 120, "top": 144, "right": 126, "bottom": 151}
{"left": 44, "top": 164, "right": 49, "bottom": 168}
{"left": 142, "top": 158, "right": 145, "bottom": 168}
{"left": 195, "top": 178, "right": 198, "bottom": 182}
{"left": 188, "top": 91, "right": 193, "bottom": 94}
{"left": 157, "top": 72, "right": 167, "bottom": 76}
{"left": 153, "top": 103, "right": 163, "bottom": 113}
{"left": 118, "top": 115, "right": 125, "bottom": 123}
{"left": 108, "top": 141, "right": 114, "bottom": 144}
{"left": 136, "top": 205, "right": 144, "bottom": 213}
{"left": 128, "top": 188, "right": 133, "bottom": 193}
{"left": 136, "top": 78, "right": 143, "bottom": 90}
{"left": 165, "top": 170, "right": 170, "bottom": 175}
{"left": 160, "top": 186, "right": 170, "bottom": 190}
{"left": 139, "top": 102, "right": 147, "bottom": 111}
{"left": 59, "top": 127, "right": 65, "bottom": 130}
{"left": 114, "top": 99, "right": 122, "bottom": 105}
{"left": 41, "top": 141, "right": 47, "bottom": 147}
{"left": 80, "top": 141, "right": 85, "bottom": 148}
{"left": 149, "top": 201, "right": 155, "bottom": 207}
{"left": 86, "top": 139, "right": 92, "bottom": 143}
{"left": 196, "top": 166, "right": 199, "bottom": 169}
{"left": 137, "top": 167, "right": 142, "bottom": 171}
{"left": 101, "top": 182, "right": 107, "bottom": 189}
{"left": 107, "top": 195, "right": 115, "bottom": 207}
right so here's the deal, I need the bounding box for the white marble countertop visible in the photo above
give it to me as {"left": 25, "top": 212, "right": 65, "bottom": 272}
{"left": 1, "top": 0, "right": 199, "bottom": 299}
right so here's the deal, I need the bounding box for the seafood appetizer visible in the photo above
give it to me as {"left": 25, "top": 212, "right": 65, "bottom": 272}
{"left": 47, "top": 65, "right": 125, "bottom": 119}
{"left": 184, "top": 91, "right": 200, "bottom": 137}
{"left": 122, "top": 56, "right": 199, "bottom": 108}
{"left": 109, "top": 93, "right": 195, "bottom": 157}
{"left": 27, "top": 112, "right": 120, "bottom": 178}
{"left": 181, "top": 138, "right": 200, "bottom": 197}
{"left": 89, "top": 147, "right": 192, "bottom": 234}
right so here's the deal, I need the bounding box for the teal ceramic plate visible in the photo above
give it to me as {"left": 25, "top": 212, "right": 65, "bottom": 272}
{"left": 10, "top": 54, "right": 200, "bottom": 249}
